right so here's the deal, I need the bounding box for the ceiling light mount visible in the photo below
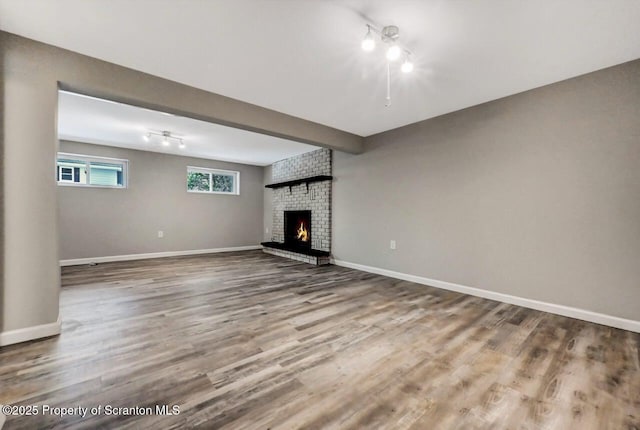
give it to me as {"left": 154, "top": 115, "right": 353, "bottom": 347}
{"left": 144, "top": 130, "right": 185, "bottom": 149}
{"left": 361, "top": 23, "right": 415, "bottom": 107}
{"left": 381, "top": 25, "right": 400, "bottom": 43}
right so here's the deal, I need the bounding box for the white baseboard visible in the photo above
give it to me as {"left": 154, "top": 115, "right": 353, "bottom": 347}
{"left": 0, "top": 317, "right": 62, "bottom": 347}
{"left": 60, "top": 245, "right": 262, "bottom": 267}
{"left": 332, "top": 259, "right": 640, "bottom": 333}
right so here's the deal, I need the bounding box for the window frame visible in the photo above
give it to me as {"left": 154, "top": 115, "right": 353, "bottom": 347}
{"left": 187, "top": 166, "right": 240, "bottom": 195}
{"left": 58, "top": 165, "right": 75, "bottom": 183}
{"left": 56, "top": 152, "right": 129, "bottom": 189}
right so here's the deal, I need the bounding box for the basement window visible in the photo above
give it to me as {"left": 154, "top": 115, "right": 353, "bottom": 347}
{"left": 187, "top": 166, "right": 239, "bottom": 195}
{"left": 56, "top": 153, "right": 128, "bottom": 188}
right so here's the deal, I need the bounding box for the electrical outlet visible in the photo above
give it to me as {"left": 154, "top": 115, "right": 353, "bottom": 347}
{"left": 266, "top": 227, "right": 269, "bottom": 234}
{"left": 390, "top": 240, "right": 396, "bottom": 250}
{"left": 158, "top": 230, "right": 164, "bottom": 238}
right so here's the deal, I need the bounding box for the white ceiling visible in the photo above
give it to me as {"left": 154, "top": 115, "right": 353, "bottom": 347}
{"left": 2, "top": 1, "right": 640, "bottom": 137}
{"left": 57, "top": 91, "right": 319, "bottom": 166}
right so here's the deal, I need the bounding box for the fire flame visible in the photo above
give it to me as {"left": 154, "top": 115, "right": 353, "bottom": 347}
{"left": 297, "top": 222, "right": 309, "bottom": 242}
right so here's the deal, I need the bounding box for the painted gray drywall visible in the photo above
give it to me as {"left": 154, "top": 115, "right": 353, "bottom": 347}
{"left": 0, "top": 30, "right": 361, "bottom": 335}
{"left": 334, "top": 59, "right": 640, "bottom": 321}
{"left": 0, "top": 35, "right": 5, "bottom": 330}
{"left": 2, "top": 36, "right": 60, "bottom": 332}
{"left": 263, "top": 165, "right": 273, "bottom": 242}
{"left": 58, "top": 141, "right": 263, "bottom": 259}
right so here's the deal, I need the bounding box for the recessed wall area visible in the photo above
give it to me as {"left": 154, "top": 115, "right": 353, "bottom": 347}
{"left": 57, "top": 140, "right": 265, "bottom": 261}
{"left": 54, "top": 90, "right": 326, "bottom": 264}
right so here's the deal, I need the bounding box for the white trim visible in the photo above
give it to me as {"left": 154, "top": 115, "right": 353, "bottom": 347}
{"left": 58, "top": 151, "right": 129, "bottom": 163}
{"left": 58, "top": 165, "right": 75, "bottom": 183}
{"left": 60, "top": 245, "right": 262, "bottom": 267}
{"left": 186, "top": 165, "right": 239, "bottom": 176}
{"left": 332, "top": 259, "right": 640, "bottom": 333}
{"left": 0, "top": 317, "right": 62, "bottom": 347}
{"left": 186, "top": 189, "right": 240, "bottom": 196}
{"left": 56, "top": 182, "right": 125, "bottom": 189}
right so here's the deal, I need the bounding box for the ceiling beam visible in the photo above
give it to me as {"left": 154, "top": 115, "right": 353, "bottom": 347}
{"left": 6, "top": 31, "right": 364, "bottom": 154}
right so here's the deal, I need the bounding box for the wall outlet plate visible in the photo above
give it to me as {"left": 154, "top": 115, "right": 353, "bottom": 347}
{"left": 158, "top": 231, "right": 164, "bottom": 238}
{"left": 390, "top": 240, "right": 396, "bottom": 250}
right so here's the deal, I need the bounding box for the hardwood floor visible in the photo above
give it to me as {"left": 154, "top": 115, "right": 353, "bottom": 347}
{"left": 1, "top": 250, "right": 638, "bottom": 429}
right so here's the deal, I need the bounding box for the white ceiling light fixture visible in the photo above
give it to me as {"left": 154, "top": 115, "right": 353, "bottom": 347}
{"left": 144, "top": 130, "right": 185, "bottom": 149}
{"left": 361, "top": 24, "right": 375, "bottom": 52}
{"left": 401, "top": 53, "right": 414, "bottom": 73}
{"left": 361, "top": 24, "right": 414, "bottom": 107}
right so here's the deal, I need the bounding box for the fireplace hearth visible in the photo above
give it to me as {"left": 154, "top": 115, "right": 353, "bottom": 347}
{"left": 262, "top": 209, "right": 329, "bottom": 263}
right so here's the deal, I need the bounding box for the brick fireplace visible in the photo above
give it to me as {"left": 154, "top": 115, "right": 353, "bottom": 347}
{"left": 262, "top": 148, "right": 331, "bottom": 265}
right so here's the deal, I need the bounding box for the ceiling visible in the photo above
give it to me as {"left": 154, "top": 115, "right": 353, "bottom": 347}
{"left": 58, "top": 91, "right": 319, "bottom": 166}
{"left": 2, "top": 1, "right": 640, "bottom": 137}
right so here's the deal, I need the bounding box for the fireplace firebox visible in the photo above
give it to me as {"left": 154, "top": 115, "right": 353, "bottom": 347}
{"left": 284, "top": 210, "right": 311, "bottom": 251}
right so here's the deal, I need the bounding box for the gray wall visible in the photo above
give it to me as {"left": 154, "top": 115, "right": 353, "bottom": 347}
{"left": 263, "top": 165, "right": 273, "bottom": 242}
{"left": 2, "top": 34, "right": 60, "bottom": 333}
{"left": 333, "top": 59, "right": 640, "bottom": 321}
{"left": 0, "top": 30, "right": 360, "bottom": 336}
{"left": 58, "top": 141, "right": 264, "bottom": 260}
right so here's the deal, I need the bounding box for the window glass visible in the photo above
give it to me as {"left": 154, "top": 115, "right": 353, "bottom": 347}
{"left": 211, "top": 173, "right": 234, "bottom": 193}
{"left": 57, "top": 153, "right": 127, "bottom": 188}
{"left": 57, "top": 159, "right": 86, "bottom": 184}
{"left": 90, "top": 161, "right": 124, "bottom": 187}
{"left": 187, "top": 167, "right": 239, "bottom": 195}
{"left": 187, "top": 172, "right": 211, "bottom": 192}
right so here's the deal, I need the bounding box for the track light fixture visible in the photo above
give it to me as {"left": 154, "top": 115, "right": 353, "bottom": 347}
{"left": 143, "top": 130, "right": 185, "bottom": 149}
{"left": 361, "top": 24, "right": 414, "bottom": 107}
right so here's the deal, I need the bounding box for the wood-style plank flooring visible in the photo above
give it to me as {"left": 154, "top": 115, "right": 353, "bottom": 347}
{"left": 1, "top": 250, "right": 639, "bottom": 429}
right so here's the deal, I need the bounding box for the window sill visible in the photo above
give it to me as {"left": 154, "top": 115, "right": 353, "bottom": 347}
{"left": 57, "top": 182, "right": 127, "bottom": 189}
{"left": 187, "top": 190, "right": 239, "bottom": 196}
